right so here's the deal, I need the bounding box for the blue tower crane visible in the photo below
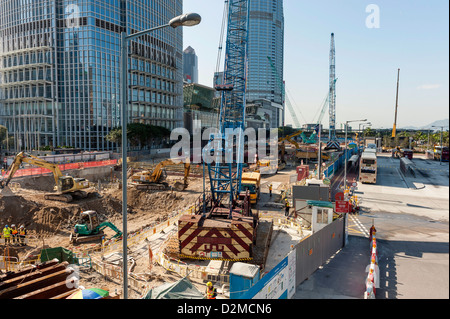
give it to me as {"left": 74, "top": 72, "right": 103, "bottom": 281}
{"left": 205, "top": 0, "right": 250, "bottom": 215}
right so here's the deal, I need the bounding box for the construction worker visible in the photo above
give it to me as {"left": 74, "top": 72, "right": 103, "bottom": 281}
{"left": 2, "top": 225, "right": 12, "bottom": 245}
{"left": 268, "top": 183, "right": 273, "bottom": 197}
{"left": 205, "top": 282, "right": 217, "bottom": 299}
{"left": 285, "top": 199, "right": 290, "bottom": 217}
{"left": 19, "top": 225, "right": 27, "bottom": 246}
{"left": 11, "top": 224, "right": 18, "bottom": 244}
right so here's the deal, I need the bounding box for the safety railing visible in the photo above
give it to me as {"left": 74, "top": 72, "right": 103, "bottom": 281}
{"left": 90, "top": 256, "right": 150, "bottom": 295}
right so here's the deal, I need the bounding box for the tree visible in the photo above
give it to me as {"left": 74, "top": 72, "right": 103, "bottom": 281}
{"left": 105, "top": 123, "right": 171, "bottom": 150}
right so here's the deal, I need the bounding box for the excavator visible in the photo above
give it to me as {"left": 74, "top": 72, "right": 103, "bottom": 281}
{"left": 0, "top": 152, "right": 90, "bottom": 202}
{"left": 278, "top": 130, "right": 329, "bottom": 162}
{"left": 70, "top": 210, "right": 122, "bottom": 244}
{"left": 130, "top": 158, "right": 190, "bottom": 191}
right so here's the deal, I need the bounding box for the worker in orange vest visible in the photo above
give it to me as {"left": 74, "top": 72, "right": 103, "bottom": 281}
{"left": 11, "top": 224, "right": 18, "bottom": 244}
{"left": 205, "top": 282, "right": 217, "bottom": 299}
{"left": 19, "top": 225, "right": 27, "bottom": 246}
{"left": 268, "top": 184, "right": 273, "bottom": 197}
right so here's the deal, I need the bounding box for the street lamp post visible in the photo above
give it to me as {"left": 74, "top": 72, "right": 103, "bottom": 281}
{"left": 358, "top": 122, "right": 370, "bottom": 150}
{"left": 344, "top": 119, "right": 367, "bottom": 193}
{"left": 343, "top": 119, "right": 366, "bottom": 247}
{"left": 120, "top": 13, "right": 201, "bottom": 299}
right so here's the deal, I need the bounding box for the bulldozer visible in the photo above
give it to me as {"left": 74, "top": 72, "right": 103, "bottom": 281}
{"left": 130, "top": 158, "right": 190, "bottom": 191}
{"left": 0, "top": 152, "right": 90, "bottom": 203}
{"left": 70, "top": 210, "right": 122, "bottom": 244}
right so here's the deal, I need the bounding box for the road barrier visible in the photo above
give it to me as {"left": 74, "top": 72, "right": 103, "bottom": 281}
{"left": 1, "top": 159, "right": 118, "bottom": 179}
{"left": 365, "top": 225, "right": 378, "bottom": 299}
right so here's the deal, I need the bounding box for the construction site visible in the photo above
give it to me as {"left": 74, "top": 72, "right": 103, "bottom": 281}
{"left": 0, "top": 1, "right": 356, "bottom": 300}
{"left": 0, "top": 149, "right": 318, "bottom": 299}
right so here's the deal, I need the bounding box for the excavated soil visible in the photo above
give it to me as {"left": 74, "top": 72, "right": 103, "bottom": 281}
{"left": 0, "top": 173, "right": 207, "bottom": 298}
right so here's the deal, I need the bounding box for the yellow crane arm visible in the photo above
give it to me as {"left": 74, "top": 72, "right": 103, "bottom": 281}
{"left": 278, "top": 130, "right": 303, "bottom": 149}
{"left": 150, "top": 158, "right": 190, "bottom": 184}
{"left": 1, "top": 152, "right": 63, "bottom": 187}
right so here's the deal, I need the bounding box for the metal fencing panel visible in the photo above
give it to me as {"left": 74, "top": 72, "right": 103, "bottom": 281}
{"left": 294, "top": 217, "right": 345, "bottom": 287}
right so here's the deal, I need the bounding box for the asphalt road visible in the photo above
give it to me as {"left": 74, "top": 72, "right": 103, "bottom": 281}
{"left": 295, "top": 153, "right": 449, "bottom": 299}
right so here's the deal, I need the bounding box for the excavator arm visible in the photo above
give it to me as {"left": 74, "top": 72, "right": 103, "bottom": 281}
{"left": 150, "top": 158, "right": 190, "bottom": 185}
{"left": 1, "top": 152, "right": 63, "bottom": 188}
{"left": 98, "top": 222, "right": 123, "bottom": 239}
{"left": 278, "top": 130, "right": 302, "bottom": 149}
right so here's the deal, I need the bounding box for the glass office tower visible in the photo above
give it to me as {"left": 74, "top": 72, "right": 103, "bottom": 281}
{"left": 246, "top": 0, "right": 284, "bottom": 127}
{"left": 0, "top": 0, "right": 183, "bottom": 151}
{"left": 183, "top": 46, "right": 198, "bottom": 83}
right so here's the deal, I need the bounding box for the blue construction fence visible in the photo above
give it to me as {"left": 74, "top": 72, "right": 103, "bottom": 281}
{"left": 323, "top": 147, "right": 359, "bottom": 179}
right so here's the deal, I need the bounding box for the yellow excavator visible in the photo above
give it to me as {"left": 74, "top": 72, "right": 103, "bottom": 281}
{"left": 0, "top": 152, "right": 90, "bottom": 202}
{"left": 279, "top": 130, "right": 329, "bottom": 162}
{"left": 131, "top": 158, "right": 190, "bottom": 191}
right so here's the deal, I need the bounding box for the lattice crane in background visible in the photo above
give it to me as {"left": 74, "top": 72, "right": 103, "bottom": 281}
{"left": 325, "top": 33, "right": 341, "bottom": 150}
{"left": 267, "top": 56, "right": 302, "bottom": 128}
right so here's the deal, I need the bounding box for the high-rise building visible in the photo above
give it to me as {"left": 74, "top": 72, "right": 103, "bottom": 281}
{"left": 246, "top": 0, "right": 284, "bottom": 128}
{"left": 183, "top": 46, "right": 198, "bottom": 84}
{"left": 0, "top": 0, "right": 183, "bottom": 151}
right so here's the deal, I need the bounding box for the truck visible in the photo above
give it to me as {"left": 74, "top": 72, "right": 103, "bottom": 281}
{"left": 239, "top": 171, "right": 261, "bottom": 205}
{"left": 364, "top": 137, "right": 376, "bottom": 148}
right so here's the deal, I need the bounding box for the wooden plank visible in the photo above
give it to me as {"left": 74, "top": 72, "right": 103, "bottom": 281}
{"left": 49, "top": 288, "right": 80, "bottom": 299}
{"left": 15, "top": 279, "right": 77, "bottom": 299}
{"left": 0, "top": 268, "right": 73, "bottom": 299}
{"left": 0, "top": 262, "right": 68, "bottom": 291}
{"left": 0, "top": 259, "right": 60, "bottom": 282}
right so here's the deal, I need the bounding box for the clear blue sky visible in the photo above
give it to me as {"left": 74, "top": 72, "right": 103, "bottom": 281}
{"left": 183, "top": 0, "right": 449, "bottom": 129}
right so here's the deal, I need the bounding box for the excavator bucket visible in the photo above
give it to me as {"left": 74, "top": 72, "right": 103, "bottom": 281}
{"left": 0, "top": 185, "right": 15, "bottom": 197}
{"left": 173, "top": 181, "right": 188, "bottom": 191}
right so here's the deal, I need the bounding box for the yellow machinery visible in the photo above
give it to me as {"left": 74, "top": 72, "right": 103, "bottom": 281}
{"left": 131, "top": 158, "right": 190, "bottom": 191}
{"left": 278, "top": 130, "right": 329, "bottom": 161}
{"left": 0, "top": 152, "right": 90, "bottom": 202}
{"left": 239, "top": 171, "right": 261, "bottom": 205}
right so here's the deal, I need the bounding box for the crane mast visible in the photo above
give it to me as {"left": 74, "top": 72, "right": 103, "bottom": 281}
{"left": 207, "top": 0, "right": 250, "bottom": 212}
{"left": 326, "top": 33, "right": 340, "bottom": 150}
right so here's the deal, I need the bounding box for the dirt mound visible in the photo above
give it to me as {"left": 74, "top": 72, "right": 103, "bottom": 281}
{"left": 0, "top": 195, "right": 40, "bottom": 228}
{"left": 113, "top": 188, "right": 188, "bottom": 214}
{"left": 31, "top": 206, "right": 81, "bottom": 236}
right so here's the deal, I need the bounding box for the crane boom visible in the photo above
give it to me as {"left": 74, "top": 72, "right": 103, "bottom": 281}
{"left": 392, "top": 68, "right": 400, "bottom": 138}
{"left": 325, "top": 33, "right": 340, "bottom": 150}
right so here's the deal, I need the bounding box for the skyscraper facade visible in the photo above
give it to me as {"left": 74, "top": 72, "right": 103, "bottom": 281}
{"left": 0, "top": 0, "right": 183, "bottom": 151}
{"left": 246, "top": 0, "right": 284, "bottom": 128}
{"left": 183, "top": 45, "right": 198, "bottom": 83}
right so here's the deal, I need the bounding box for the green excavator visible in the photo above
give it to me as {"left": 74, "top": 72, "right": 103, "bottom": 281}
{"left": 70, "top": 210, "right": 122, "bottom": 244}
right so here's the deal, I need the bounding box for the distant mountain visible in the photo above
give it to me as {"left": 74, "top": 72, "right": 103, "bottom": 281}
{"left": 420, "top": 119, "right": 449, "bottom": 130}
{"left": 399, "top": 119, "right": 449, "bottom": 130}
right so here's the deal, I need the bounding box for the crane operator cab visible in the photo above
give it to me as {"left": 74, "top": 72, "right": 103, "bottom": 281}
{"left": 74, "top": 210, "right": 100, "bottom": 235}
{"left": 56, "top": 176, "right": 89, "bottom": 193}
